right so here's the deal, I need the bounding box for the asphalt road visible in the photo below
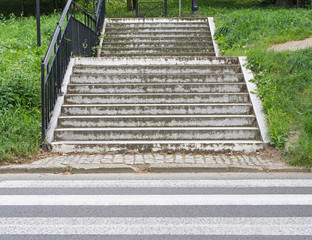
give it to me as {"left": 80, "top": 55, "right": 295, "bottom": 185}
{"left": 0, "top": 173, "right": 312, "bottom": 240}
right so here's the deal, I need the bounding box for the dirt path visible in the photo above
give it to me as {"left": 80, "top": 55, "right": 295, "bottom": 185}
{"left": 269, "top": 37, "right": 312, "bottom": 51}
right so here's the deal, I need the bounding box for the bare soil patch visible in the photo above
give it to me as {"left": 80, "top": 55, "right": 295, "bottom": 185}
{"left": 269, "top": 37, "right": 312, "bottom": 51}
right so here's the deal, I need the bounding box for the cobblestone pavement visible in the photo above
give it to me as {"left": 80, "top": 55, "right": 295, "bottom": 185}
{"left": 1, "top": 153, "right": 309, "bottom": 173}
{"left": 31, "top": 153, "right": 276, "bottom": 167}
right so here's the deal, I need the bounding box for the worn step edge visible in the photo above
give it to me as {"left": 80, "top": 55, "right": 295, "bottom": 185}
{"left": 61, "top": 104, "right": 254, "bottom": 115}
{"left": 65, "top": 93, "right": 249, "bottom": 96}
{"left": 102, "top": 41, "right": 214, "bottom": 45}
{"left": 102, "top": 47, "right": 214, "bottom": 51}
{"left": 67, "top": 83, "right": 246, "bottom": 86}
{"left": 58, "top": 115, "right": 257, "bottom": 119}
{"left": 107, "top": 18, "right": 209, "bottom": 23}
{"left": 50, "top": 140, "right": 265, "bottom": 153}
{"left": 74, "top": 63, "right": 241, "bottom": 67}
{"left": 105, "top": 26, "right": 210, "bottom": 29}
{"left": 101, "top": 53, "right": 216, "bottom": 57}
{"left": 55, "top": 127, "right": 260, "bottom": 131}
{"left": 74, "top": 56, "right": 239, "bottom": 65}
{"left": 61, "top": 103, "right": 253, "bottom": 107}
{"left": 70, "top": 73, "right": 244, "bottom": 83}
{"left": 73, "top": 64, "right": 241, "bottom": 70}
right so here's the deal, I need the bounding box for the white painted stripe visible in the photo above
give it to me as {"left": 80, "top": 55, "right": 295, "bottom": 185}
{"left": 0, "top": 195, "right": 312, "bottom": 206}
{"left": 1, "top": 179, "right": 312, "bottom": 188}
{"left": 0, "top": 217, "right": 312, "bottom": 235}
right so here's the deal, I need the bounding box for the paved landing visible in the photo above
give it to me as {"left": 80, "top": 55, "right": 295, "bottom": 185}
{"left": 0, "top": 153, "right": 309, "bottom": 173}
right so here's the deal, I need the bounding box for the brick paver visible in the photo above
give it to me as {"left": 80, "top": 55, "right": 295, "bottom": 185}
{"left": 30, "top": 153, "right": 285, "bottom": 167}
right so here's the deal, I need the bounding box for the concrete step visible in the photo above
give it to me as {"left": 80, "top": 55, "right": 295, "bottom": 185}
{"left": 73, "top": 65, "right": 242, "bottom": 75}
{"left": 107, "top": 23, "right": 209, "bottom": 28}
{"left": 102, "top": 42, "right": 214, "bottom": 49}
{"left": 107, "top": 18, "right": 208, "bottom": 23}
{"left": 101, "top": 47, "right": 215, "bottom": 54}
{"left": 103, "top": 36, "right": 212, "bottom": 43}
{"left": 64, "top": 93, "right": 250, "bottom": 104}
{"left": 101, "top": 52, "right": 216, "bottom": 57}
{"left": 107, "top": 32, "right": 211, "bottom": 38}
{"left": 54, "top": 127, "right": 261, "bottom": 141}
{"left": 70, "top": 73, "right": 244, "bottom": 84}
{"left": 67, "top": 83, "right": 247, "bottom": 94}
{"left": 75, "top": 56, "right": 240, "bottom": 65}
{"left": 51, "top": 140, "right": 265, "bottom": 153}
{"left": 58, "top": 115, "right": 257, "bottom": 128}
{"left": 61, "top": 104, "right": 254, "bottom": 116}
{"left": 105, "top": 27, "right": 210, "bottom": 33}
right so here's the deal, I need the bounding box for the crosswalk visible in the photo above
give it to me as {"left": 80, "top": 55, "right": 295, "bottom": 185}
{"left": 1, "top": 177, "right": 312, "bottom": 239}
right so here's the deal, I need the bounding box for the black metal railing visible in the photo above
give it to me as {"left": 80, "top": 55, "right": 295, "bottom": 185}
{"left": 136, "top": 0, "right": 167, "bottom": 17}
{"left": 41, "top": 0, "right": 105, "bottom": 145}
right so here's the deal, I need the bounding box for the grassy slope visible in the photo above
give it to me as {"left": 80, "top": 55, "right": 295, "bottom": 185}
{"left": 1, "top": 0, "right": 311, "bottom": 166}
{"left": 0, "top": 13, "right": 59, "bottom": 162}
{"left": 211, "top": 7, "right": 312, "bottom": 167}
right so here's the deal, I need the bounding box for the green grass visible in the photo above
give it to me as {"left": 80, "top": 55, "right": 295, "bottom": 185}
{"left": 211, "top": 7, "right": 312, "bottom": 167}
{"left": 1, "top": 0, "right": 312, "bottom": 166}
{"left": 0, "top": 13, "right": 60, "bottom": 162}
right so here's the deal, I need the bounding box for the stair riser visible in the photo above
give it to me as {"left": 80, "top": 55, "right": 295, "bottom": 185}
{"left": 58, "top": 117, "right": 257, "bottom": 128}
{"left": 64, "top": 94, "right": 250, "bottom": 104}
{"left": 51, "top": 142, "right": 264, "bottom": 153}
{"left": 108, "top": 18, "right": 208, "bottom": 23}
{"left": 75, "top": 56, "right": 239, "bottom": 64}
{"left": 55, "top": 129, "right": 260, "bottom": 141}
{"left": 70, "top": 74, "right": 244, "bottom": 84}
{"left": 107, "top": 32, "right": 211, "bottom": 37}
{"left": 73, "top": 66, "right": 241, "bottom": 75}
{"left": 105, "top": 25, "right": 210, "bottom": 34}
{"left": 102, "top": 43, "right": 214, "bottom": 48}
{"left": 61, "top": 105, "right": 253, "bottom": 116}
{"left": 102, "top": 48, "right": 215, "bottom": 54}
{"left": 67, "top": 84, "right": 247, "bottom": 94}
{"left": 107, "top": 23, "right": 209, "bottom": 28}
{"left": 104, "top": 37, "right": 212, "bottom": 43}
{"left": 101, "top": 53, "right": 216, "bottom": 57}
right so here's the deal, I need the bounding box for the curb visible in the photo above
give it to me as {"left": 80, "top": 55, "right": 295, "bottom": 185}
{"left": 0, "top": 164, "right": 310, "bottom": 174}
{"left": 148, "top": 164, "right": 229, "bottom": 173}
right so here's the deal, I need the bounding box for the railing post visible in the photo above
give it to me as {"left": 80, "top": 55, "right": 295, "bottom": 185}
{"left": 36, "top": 0, "right": 41, "bottom": 47}
{"left": 192, "top": 0, "right": 198, "bottom": 15}
{"left": 56, "top": 23, "right": 62, "bottom": 95}
{"left": 41, "top": 61, "right": 46, "bottom": 148}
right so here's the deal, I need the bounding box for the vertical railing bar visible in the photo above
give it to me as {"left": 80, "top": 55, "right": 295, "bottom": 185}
{"left": 41, "top": 61, "right": 45, "bottom": 146}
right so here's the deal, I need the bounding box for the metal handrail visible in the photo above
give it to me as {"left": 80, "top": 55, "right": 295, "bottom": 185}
{"left": 41, "top": 0, "right": 105, "bottom": 146}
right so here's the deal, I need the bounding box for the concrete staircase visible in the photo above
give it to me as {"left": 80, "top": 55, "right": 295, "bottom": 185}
{"left": 101, "top": 18, "right": 215, "bottom": 57}
{"left": 50, "top": 18, "right": 267, "bottom": 153}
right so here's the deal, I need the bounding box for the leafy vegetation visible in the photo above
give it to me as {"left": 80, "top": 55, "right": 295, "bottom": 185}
{"left": 213, "top": 7, "right": 312, "bottom": 166}
{"left": 0, "top": 13, "right": 60, "bottom": 162}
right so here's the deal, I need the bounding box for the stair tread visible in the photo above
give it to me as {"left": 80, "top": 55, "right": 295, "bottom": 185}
{"left": 55, "top": 127, "right": 260, "bottom": 131}
{"left": 62, "top": 103, "right": 253, "bottom": 106}
{"left": 74, "top": 64, "right": 241, "bottom": 68}
{"left": 52, "top": 140, "right": 264, "bottom": 144}
{"left": 68, "top": 83, "right": 246, "bottom": 86}
{"left": 66, "top": 92, "right": 249, "bottom": 95}
{"left": 58, "top": 115, "right": 257, "bottom": 118}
